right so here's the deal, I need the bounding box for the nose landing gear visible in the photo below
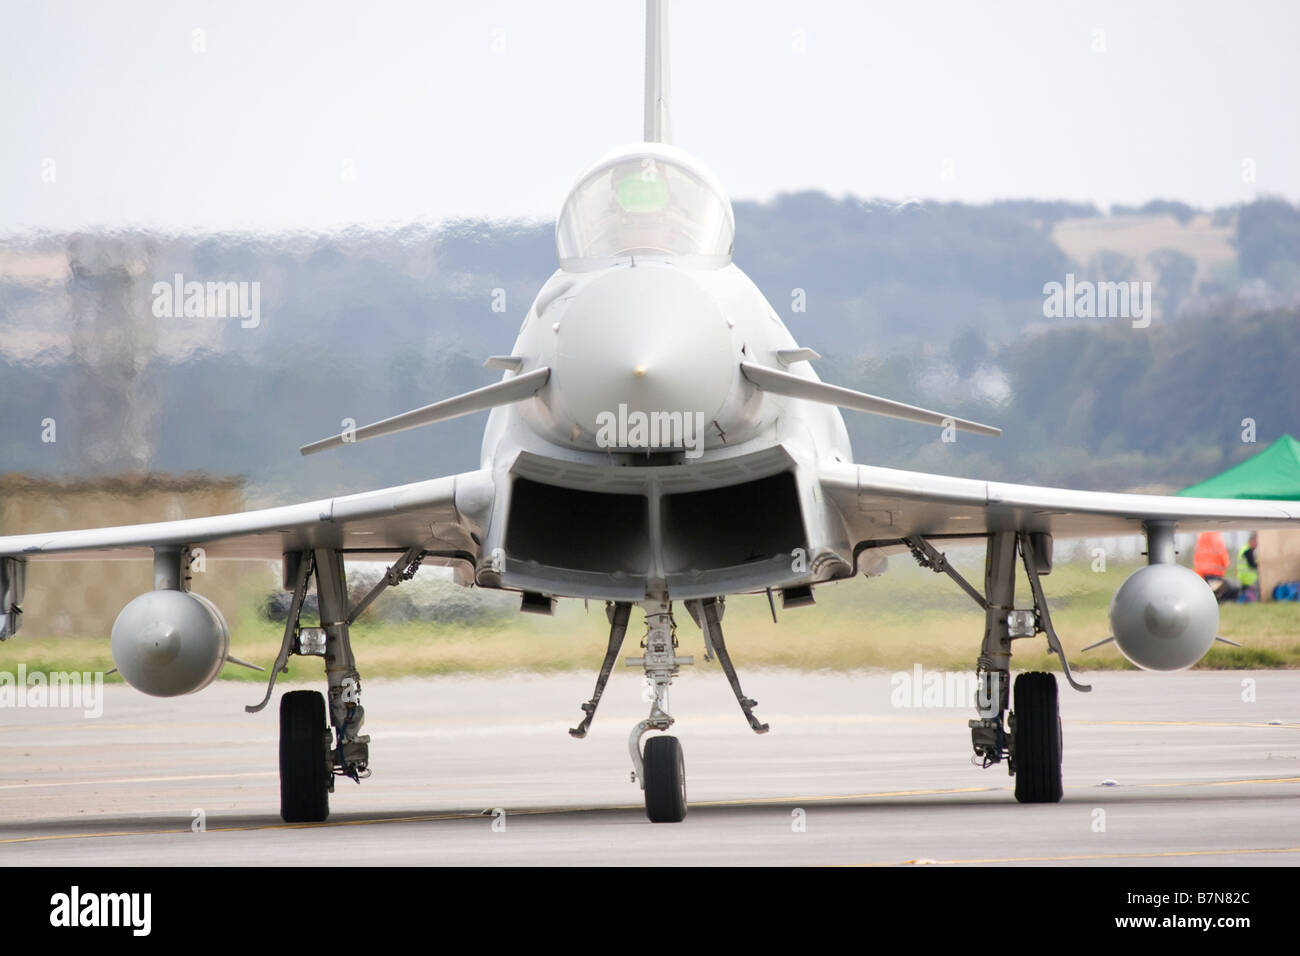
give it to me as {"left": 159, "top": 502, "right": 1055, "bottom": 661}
{"left": 625, "top": 596, "right": 690, "bottom": 822}
{"left": 569, "top": 592, "right": 767, "bottom": 823}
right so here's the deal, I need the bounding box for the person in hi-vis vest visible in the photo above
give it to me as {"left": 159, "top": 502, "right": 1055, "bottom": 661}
{"left": 1238, "top": 532, "right": 1260, "bottom": 602}
{"left": 1193, "top": 531, "right": 1238, "bottom": 603}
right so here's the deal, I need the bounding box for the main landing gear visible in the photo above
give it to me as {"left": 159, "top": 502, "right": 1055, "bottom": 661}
{"left": 570, "top": 593, "right": 767, "bottom": 822}
{"left": 249, "top": 545, "right": 425, "bottom": 823}
{"left": 906, "top": 531, "right": 1086, "bottom": 803}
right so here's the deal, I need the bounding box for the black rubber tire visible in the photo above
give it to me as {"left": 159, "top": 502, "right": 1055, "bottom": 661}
{"left": 1012, "top": 672, "right": 1063, "bottom": 804}
{"left": 643, "top": 735, "right": 688, "bottom": 823}
{"left": 280, "top": 690, "right": 331, "bottom": 823}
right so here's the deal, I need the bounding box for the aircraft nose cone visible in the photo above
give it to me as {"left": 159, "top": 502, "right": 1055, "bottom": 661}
{"left": 553, "top": 266, "right": 736, "bottom": 449}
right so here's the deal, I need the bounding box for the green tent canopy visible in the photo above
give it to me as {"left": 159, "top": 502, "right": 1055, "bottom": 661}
{"left": 1178, "top": 434, "right": 1300, "bottom": 500}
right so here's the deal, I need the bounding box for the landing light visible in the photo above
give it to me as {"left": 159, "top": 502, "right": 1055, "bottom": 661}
{"left": 296, "top": 627, "right": 327, "bottom": 657}
{"left": 1006, "top": 610, "right": 1037, "bottom": 637}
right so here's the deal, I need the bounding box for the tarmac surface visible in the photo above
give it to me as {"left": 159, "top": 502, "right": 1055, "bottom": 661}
{"left": 1, "top": 669, "right": 1298, "bottom": 866}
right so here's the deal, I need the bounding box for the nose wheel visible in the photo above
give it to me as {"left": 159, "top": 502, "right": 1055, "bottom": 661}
{"left": 642, "top": 734, "right": 687, "bottom": 822}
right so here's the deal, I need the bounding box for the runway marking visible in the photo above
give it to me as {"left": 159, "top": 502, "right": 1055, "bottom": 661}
{"left": 689, "top": 774, "right": 1300, "bottom": 805}
{"left": 1073, "top": 719, "right": 1300, "bottom": 730}
{"left": 693, "top": 785, "right": 998, "bottom": 806}
{"left": 0, "top": 790, "right": 997, "bottom": 844}
{"left": 1136, "top": 775, "right": 1300, "bottom": 789}
{"left": 863, "top": 846, "right": 1300, "bottom": 866}
{"left": 0, "top": 721, "right": 258, "bottom": 734}
{"left": 0, "top": 771, "right": 276, "bottom": 790}
{"left": 4, "top": 716, "right": 1295, "bottom": 737}
{"left": 0, "top": 811, "right": 488, "bottom": 844}
{"left": 3, "top": 775, "right": 1298, "bottom": 846}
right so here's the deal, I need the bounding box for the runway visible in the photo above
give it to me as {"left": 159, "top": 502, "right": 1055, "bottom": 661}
{"left": 1, "top": 669, "right": 1298, "bottom": 866}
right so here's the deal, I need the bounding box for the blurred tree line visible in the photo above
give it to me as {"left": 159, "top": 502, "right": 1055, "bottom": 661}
{"left": 2, "top": 196, "right": 1298, "bottom": 496}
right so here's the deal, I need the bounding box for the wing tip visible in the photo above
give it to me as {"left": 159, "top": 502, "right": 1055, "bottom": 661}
{"left": 299, "top": 438, "right": 335, "bottom": 456}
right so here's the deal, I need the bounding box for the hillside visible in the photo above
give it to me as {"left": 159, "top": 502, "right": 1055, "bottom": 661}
{"left": 2, "top": 196, "right": 1298, "bottom": 499}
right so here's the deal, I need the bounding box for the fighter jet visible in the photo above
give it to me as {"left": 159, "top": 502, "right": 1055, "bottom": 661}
{"left": 2, "top": 0, "right": 1296, "bottom": 824}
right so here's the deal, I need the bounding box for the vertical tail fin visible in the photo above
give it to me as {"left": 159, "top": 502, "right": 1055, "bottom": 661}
{"left": 643, "top": 0, "right": 671, "bottom": 143}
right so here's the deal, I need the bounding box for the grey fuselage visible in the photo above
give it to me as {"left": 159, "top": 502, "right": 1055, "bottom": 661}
{"left": 473, "top": 256, "right": 860, "bottom": 602}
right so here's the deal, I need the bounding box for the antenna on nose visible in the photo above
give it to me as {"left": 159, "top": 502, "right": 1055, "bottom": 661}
{"left": 644, "top": 0, "right": 671, "bottom": 143}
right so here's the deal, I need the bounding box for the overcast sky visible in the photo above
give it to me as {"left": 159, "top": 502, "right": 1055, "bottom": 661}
{"left": 3, "top": 0, "right": 1297, "bottom": 233}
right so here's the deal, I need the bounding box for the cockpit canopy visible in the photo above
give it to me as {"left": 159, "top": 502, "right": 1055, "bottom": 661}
{"left": 556, "top": 144, "right": 735, "bottom": 270}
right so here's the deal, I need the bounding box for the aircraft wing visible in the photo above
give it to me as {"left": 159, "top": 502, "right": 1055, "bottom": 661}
{"left": 820, "top": 460, "right": 1300, "bottom": 544}
{"left": 0, "top": 470, "right": 491, "bottom": 567}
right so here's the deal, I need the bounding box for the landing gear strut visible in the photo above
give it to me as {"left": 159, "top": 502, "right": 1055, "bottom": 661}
{"left": 569, "top": 593, "right": 767, "bottom": 822}
{"left": 906, "top": 531, "right": 1086, "bottom": 803}
{"left": 689, "top": 597, "right": 769, "bottom": 733}
{"left": 250, "top": 545, "right": 425, "bottom": 823}
{"left": 313, "top": 549, "right": 371, "bottom": 786}
{"left": 569, "top": 601, "right": 632, "bottom": 739}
